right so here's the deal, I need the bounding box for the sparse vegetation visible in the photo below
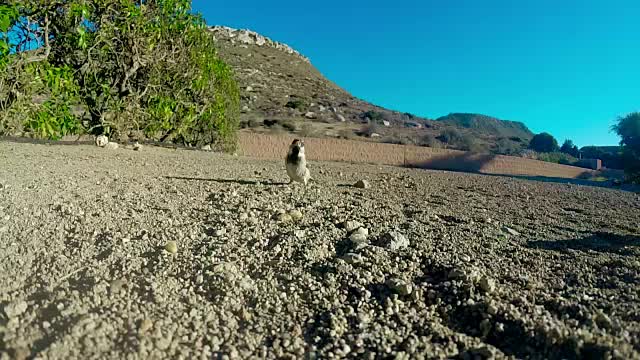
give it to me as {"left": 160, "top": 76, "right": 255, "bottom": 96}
{"left": 529, "top": 132, "right": 559, "bottom": 153}
{"left": 359, "top": 110, "right": 386, "bottom": 123}
{"left": 418, "top": 133, "right": 440, "bottom": 148}
{"left": 0, "top": 0, "right": 240, "bottom": 151}
{"left": 285, "top": 98, "right": 307, "bottom": 110}
{"left": 611, "top": 111, "right": 640, "bottom": 182}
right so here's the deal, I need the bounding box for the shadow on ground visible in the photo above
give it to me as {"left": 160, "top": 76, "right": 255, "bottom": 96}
{"left": 528, "top": 232, "right": 640, "bottom": 256}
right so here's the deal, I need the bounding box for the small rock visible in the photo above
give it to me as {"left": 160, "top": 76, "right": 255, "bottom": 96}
{"left": 95, "top": 135, "right": 109, "bottom": 147}
{"left": 342, "top": 253, "right": 364, "bottom": 264}
{"left": 196, "top": 275, "right": 204, "bottom": 284}
{"left": 242, "top": 105, "right": 250, "bottom": 112}
{"left": 139, "top": 318, "right": 153, "bottom": 334}
{"left": 448, "top": 268, "right": 466, "bottom": 281}
{"left": 386, "top": 278, "right": 413, "bottom": 296}
{"left": 246, "top": 86, "right": 253, "bottom": 92}
{"left": 377, "top": 231, "right": 409, "bottom": 251}
{"left": 304, "top": 111, "right": 316, "bottom": 119}
{"left": 349, "top": 232, "right": 368, "bottom": 244}
{"left": 239, "top": 213, "right": 249, "bottom": 221}
{"left": 354, "top": 180, "right": 370, "bottom": 189}
{"left": 165, "top": 241, "right": 178, "bottom": 254}
{"left": 215, "top": 228, "right": 226, "bottom": 237}
{"left": 4, "top": 300, "right": 28, "bottom": 318}
{"left": 110, "top": 279, "right": 126, "bottom": 294}
{"left": 278, "top": 213, "right": 293, "bottom": 223}
{"left": 344, "top": 220, "right": 364, "bottom": 233}
{"left": 133, "top": 142, "right": 142, "bottom": 151}
{"left": 479, "top": 276, "right": 496, "bottom": 294}
{"left": 355, "top": 227, "right": 369, "bottom": 236}
{"left": 595, "top": 311, "right": 613, "bottom": 329}
{"left": 461, "top": 255, "right": 471, "bottom": 262}
{"left": 294, "top": 230, "right": 306, "bottom": 239}
{"left": 289, "top": 210, "right": 303, "bottom": 221}
{"left": 503, "top": 226, "right": 520, "bottom": 236}
{"left": 337, "top": 114, "right": 346, "bottom": 122}
{"left": 105, "top": 142, "right": 119, "bottom": 150}
{"left": 0, "top": 225, "right": 7, "bottom": 233}
{"left": 201, "top": 144, "right": 212, "bottom": 151}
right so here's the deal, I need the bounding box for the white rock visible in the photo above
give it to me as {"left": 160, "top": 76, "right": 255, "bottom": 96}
{"left": 201, "top": 144, "right": 212, "bottom": 151}
{"left": 4, "top": 300, "right": 28, "bottom": 318}
{"left": 95, "top": 135, "right": 109, "bottom": 147}
{"left": 105, "top": 142, "right": 119, "bottom": 150}
{"left": 337, "top": 114, "right": 346, "bottom": 122}
{"left": 344, "top": 220, "right": 364, "bottom": 233}
{"left": 305, "top": 112, "right": 316, "bottom": 119}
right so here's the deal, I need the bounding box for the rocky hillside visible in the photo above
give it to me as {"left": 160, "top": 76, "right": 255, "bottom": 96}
{"left": 209, "top": 26, "right": 531, "bottom": 153}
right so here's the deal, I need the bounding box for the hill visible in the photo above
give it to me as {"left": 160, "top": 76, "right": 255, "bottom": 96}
{"left": 436, "top": 113, "right": 533, "bottom": 141}
{"left": 209, "top": 26, "right": 532, "bottom": 153}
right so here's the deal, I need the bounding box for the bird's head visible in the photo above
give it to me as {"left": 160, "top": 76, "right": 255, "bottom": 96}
{"left": 290, "top": 138, "right": 305, "bottom": 153}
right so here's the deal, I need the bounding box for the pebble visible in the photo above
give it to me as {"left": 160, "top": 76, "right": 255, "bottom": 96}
{"left": 342, "top": 253, "right": 365, "bottom": 264}
{"left": 595, "top": 311, "right": 613, "bottom": 329}
{"left": 378, "top": 231, "right": 409, "bottom": 251}
{"left": 294, "top": 230, "right": 306, "bottom": 239}
{"left": 503, "top": 226, "right": 520, "bottom": 236}
{"left": 105, "top": 142, "right": 119, "bottom": 150}
{"left": 133, "top": 142, "right": 142, "bottom": 151}
{"left": 461, "top": 255, "right": 471, "bottom": 262}
{"left": 4, "top": 300, "right": 28, "bottom": 318}
{"left": 278, "top": 213, "right": 293, "bottom": 223}
{"left": 344, "top": 220, "right": 364, "bottom": 233}
{"left": 95, "top": 135, "right": 109, "bottom": 147}
{"left": 289, "top": 210, "right": 303, "bottom": 221}
{"left": 196, "top": 275, "right": 204, "bottom": 284}
{"left": 448, "top": 268, "right": 466, "bottom": 281}
{"left": 165, "top": 241, "right": 178, "bottom": 254}
{"left": 215, "top": 228, "right": 227, "bottom": 237}
{"left": 479, "top": 276, "right": 496, "bottom": 293}
{"left": 354, "top": 180, "right": 370, "bottom": 189}
{"left": 386, "top": 278, "right": 413, "bottom": 296}
{"left": 139, "top": 318, "right": 153, "bottom": 334}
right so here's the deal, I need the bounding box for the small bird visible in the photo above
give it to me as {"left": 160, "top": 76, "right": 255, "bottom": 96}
{"left": 285, "top": 139, "right": 311, "bottom": 186}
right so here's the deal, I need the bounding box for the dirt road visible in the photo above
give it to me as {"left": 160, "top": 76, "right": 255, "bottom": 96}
{"left": 0, "top": 140, "right": 638, "bottom": 359}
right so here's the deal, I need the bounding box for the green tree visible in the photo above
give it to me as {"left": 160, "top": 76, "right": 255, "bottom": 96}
{"left": 529, "top": 132, "right": 559, "bottom": 153}
{"left": 611, "top": 112, "right": 640, "bottom": 182}
{"left": 560, "top": 139, "right": 579, "bottom": 157}
{"left": 1, "top": 0, "right": 239, "bottom": 151}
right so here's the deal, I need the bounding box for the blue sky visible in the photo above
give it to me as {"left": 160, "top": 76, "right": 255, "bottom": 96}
{"left": 193, "top": 0, "right": 639, "bottom": 147}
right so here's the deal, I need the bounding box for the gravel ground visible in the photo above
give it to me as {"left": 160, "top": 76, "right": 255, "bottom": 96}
{"left": 0, "top": 140, "right": 639, "bottom": 360}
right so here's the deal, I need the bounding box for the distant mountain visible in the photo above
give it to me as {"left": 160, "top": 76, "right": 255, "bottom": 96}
{"left": 436, "top": 113, "right": 534, "bottom": 140}
{"left": 209, "top": 26, "right": 535, "bottom": 152}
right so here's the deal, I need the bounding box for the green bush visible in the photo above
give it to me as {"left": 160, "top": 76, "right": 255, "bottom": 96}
{"left": 285, "top": 98, "right": 307, "bottom": 110}
{"left": 536, "top": 152, "right": 577, "bottom": 165}
{"left": 529, "top": 132, "right": 559, "bottom": 153}
{"left": 560, "top": 139, "right": 580, "bottom": 157}
{"left": 0, "top": 0, "right": 240, "bottom": 151}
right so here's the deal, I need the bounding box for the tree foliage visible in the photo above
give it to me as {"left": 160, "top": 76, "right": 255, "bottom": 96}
{"left": 560, "top": 139, "right": 579, "bottom": 157}
{"left": 0, "top": 0, "right": 239, "bottom": 151}
{"left": 611, "top": 112, "right": 640, "bottom": 182}
{"left": 529, "top": 132, "right": 559, "bottom": 153}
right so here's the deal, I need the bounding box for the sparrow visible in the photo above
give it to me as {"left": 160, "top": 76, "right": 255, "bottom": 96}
{"left": 285, "top": 139, "right": 311, "bottom": 186}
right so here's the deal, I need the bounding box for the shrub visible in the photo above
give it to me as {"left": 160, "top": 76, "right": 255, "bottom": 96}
{"left": 494, "top": 138, "right": 523, "bottom": 155}
{"left": 418, "top": 133, "right": 440, "bottom": 148}
{"left": 0, "top": 0, "right": 240, "bottom": 151}
{"left": 285, "top": 98, "right": 306, "bottom": 110}
{"left": 359, "top": 110, "right": 385, "bottom": 123}
{"left": 560, "top": 139, "right": 580, "bottom": 157}
{"left": 611, "top": 112, "right": 640, "bottom": 182}
{"left": 360, "top": 123, "right": 379, "bottom": 137}
{"left": 536, "top": 152, "right": 577, "bottom": 165}
{"left": 529, "top": 132, "right": 559, "bottom": 153}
